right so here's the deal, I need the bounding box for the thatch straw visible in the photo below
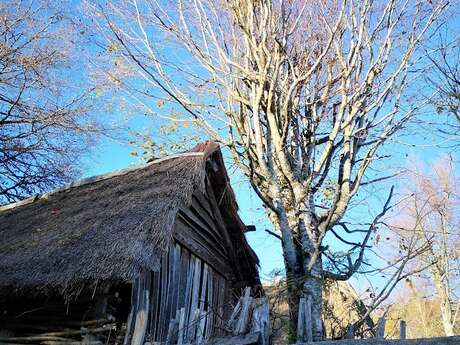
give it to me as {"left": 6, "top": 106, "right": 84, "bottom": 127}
{"left": 0, "top": 142, "right": 245, "bottom": 294}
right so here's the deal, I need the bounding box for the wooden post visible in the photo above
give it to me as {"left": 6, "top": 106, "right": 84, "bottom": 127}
{"left": 251, "top": 298, "right": 270, "bottom": 345}
{"left": 297, "top": 295, "right": 313, "bottom": 343}
{"left": 235, "top": 287, "right": 252, "bottom": 335}
{"left": 400, "top": 320, "right": 407, "bottom": 340}
{"left": 305, "top": 296, "right": 313, "bottom": 343}
{"left": 376, "top": 317, "right": 386, "bottom": 339}
{"left": 346, "top": 324, "right": 354, "bottom": 339}
{"left": 131, "top": 270, "right": 150, "bottom": 345}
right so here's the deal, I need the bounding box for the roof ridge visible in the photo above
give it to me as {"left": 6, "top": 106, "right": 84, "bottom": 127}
{"left": 0, "top": 151, "right": 206, "bottom": 213}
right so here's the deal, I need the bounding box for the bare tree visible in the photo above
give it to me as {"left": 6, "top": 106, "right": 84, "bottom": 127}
{"left": 89, "top": 0, "right": 448, "bottom": 339}
{"left": 0, "top": 0, "right": 101, "bottom": 204}
{"left": 424, "top": 33, "right": 460, "bottom": 141}
{"left": 388, "top": 157, "right": 460, "bottom": 336}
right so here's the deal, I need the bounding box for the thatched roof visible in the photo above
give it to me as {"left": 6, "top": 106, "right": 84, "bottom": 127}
{"left": 0, "top": 142, "right": 259, "bottom": 294}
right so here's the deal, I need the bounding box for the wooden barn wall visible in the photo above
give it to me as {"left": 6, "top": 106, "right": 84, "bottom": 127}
{"left": 125, "top": 177, "right": 248, "bottom": 344}
{"left": 174, "top": 177, "right": 240, "bottom": 283}
{"left": 124, "top": 243, "right": 230, "bottom": 344}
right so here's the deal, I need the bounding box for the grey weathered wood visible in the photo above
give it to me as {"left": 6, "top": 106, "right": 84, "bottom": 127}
{"left": 188, "top": 257, "right": 202, "bottom": 341}
{"left": 305, "top": 296, "right": 313, "bottom": 343}
{"left": 123, "top": 275, "right": 140, "bottom": 345}
{"left": 200, "top": 263, "right": 209, "bottom": 310}
{"left": 166, "top": 315, "right": 179, "bottom": 345}
{"left": 174, "top": 219, "right": 232, "bottom": 279}
{"left": 183, "top": 255, "right": 196, "bottom": 342}
{"left": 376, "top": 317, "right": 386, "bottom": 339}
{"left": 188, "top": 308, "right": 201, "bottom": 343}
{"left": 227, "top": 298, "right": 242, "bottom": 331}
{"left": 346, "top": 324, "right": 354, "bottom": 339}
{"left": 177, "top": 307, "right": 186, "bottom": 345}
{"left": 158, "top": 251, "right": 169, "bottom": 340}
{"left": 235, "top": 287, "right": 252, "bottom": 335}
{"left": 149, "top": 271, "right": 160, "bottom": 340}
{"left": 217, "top": 274, "right": 228, "bottom": 335}
{"left": 251, "top": 298, "right": 270, "bottom": 345}
{"left": 205, "top": 269, "right": 214, "bottom": 339}
{"left": 196, "top": 310, "right": 207, "bottom": 344}
{"left": 131, "top": 270, "right": 150, "bottom": 345}
{"left": 400, "top": 320, "right": 407, "bottom": 340}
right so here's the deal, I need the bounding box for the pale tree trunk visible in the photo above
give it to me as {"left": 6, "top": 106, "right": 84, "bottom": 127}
{"left": 433, "top": 272, "right": 455, "bottom": 336}
{"left": 271, "top": 208, "right": 325, "bottom": 341}
{"left": 299, "top": 214, "right": 324, "bottom": 341}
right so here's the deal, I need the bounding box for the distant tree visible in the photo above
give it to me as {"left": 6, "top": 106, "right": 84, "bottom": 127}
{"left": 0, "top": 0, "right": 100, "bottom": 204}
{"left": 426, "top": 35, "right": 460, "bottom": 137}
{"left": 389, "top": 157, "right": 460, "bottom": 336}
{"left": 90, "top": 0, "right": 448, "bottom": 340}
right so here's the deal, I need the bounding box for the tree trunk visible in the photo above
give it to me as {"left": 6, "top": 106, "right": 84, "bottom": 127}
{"left": 303, "top": 258, "right": 324, "bottom": 341}
{"left": 274, "top": 209, "right": 324, "bottom": 342}
{"left": 432, "top": 271, "right": 454, "bottom": 336}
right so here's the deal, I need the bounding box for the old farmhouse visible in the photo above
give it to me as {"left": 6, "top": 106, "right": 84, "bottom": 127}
{"left": 0, "top": 141, "right": 262, "bottom": 344}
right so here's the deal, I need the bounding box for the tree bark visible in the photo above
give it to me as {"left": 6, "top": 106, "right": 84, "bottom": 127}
{"left": 273, "top": 208, "right": 325, "bottom": 342}
{"left": 433, "top": 272, "right": 455, "bottom": 336}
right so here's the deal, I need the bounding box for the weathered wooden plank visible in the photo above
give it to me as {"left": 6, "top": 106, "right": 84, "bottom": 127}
{"left": 177, "top": 308, "right": 186, "bottom": 345}
{"left": 193, "top": 191, "right": 217, "bottom": 223}
{"left": 251, "top": 298, "right": 270, "bottom": 345}
{"left": 158, "top": 251, "right": 169, "bottom": 341}
{"left": 226, "top": 297, "right": 242, "bottom": 332}
{"left": 164, "top": 243, "right": 177, "bottom": 326}
{"left": 178, "top": 244, "right": 190, "bottom": 310}
{"left": 376, "top": 317, "right": 386, "bottom": 339}
{"left": 179, "top": 207, "right": 225, "bottom": 257}
{"left": 400, "top": 320, "right": 407, "bottom": 340}
{"left": 200, "top": 263, "right": 209, "bottom": 310}
{"left": 188, "top": 308, "right": 201, "bottom": 343}
{"left": 149, "top": 271, "right": 160, "bottom": 340}
{"left": 205, "top": 269, "right": 214, "bottom": 340}
{"left": 166, "top": 317, "right": 178, "bottom": 345}
{"left": 196, "top": 310, "right": 207, "bottom": 345}
{"left": 188, "top": 257, "right": 203, "bottom": 341}
{"left": 218, "top": 275, "right": 229, "bottom": 335}
{"left": 131, "top": 270, "right": 150, "bottom": 345}
{"left": 235, "top": 287, "right": 252, "bottom": 335}
{"left": 204, "top": 179, "right": 238, "bottom": 265}
{"left": 183, "top": 254, "right": 196, "bottom": 342}
{"left": 174, "top": 219, "right": 232, "bottom": 278}
{"left": 305, "top": 296, "right": 313, "bottom": 343}
{"left": 171, "top": 244, "right": 181, "bottom": 315}
{"left": 213, "top": 272, "right": 222, "bottom": 337}
{"left": 123, "top": 274, "right": 141, "bottom": 345}
{"left": 189, "top": 196, "right": 228, "bottom": 253}
{"left": 346, "top": 325, "right": 354, "bottom": 339}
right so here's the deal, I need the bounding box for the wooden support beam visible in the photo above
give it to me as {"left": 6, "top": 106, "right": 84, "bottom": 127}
{"left": 376, "top": 317, "right": 386, "bottom": 339}
{"left": 235, "top": 287, "right": 252, "bottom": 335}
{"left": 251, "top": 298, "right": 270, "bottom": 345}
{"left": 400, "top": 320, "right": 407, "bottom": 340}
{"left": 346, "top": 325, "right": 354, "bottom": 339}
